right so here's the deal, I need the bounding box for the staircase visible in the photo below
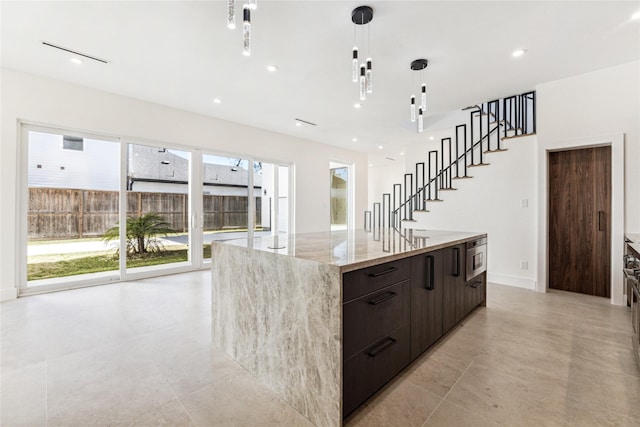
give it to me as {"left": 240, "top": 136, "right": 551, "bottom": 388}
{"left": 364, "top": 91, "right": 536, "bottom": 231}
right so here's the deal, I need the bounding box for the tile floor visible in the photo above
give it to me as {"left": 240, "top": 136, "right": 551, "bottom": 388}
{"left": 1, "top": 271, "right": 638, "bottom": 426}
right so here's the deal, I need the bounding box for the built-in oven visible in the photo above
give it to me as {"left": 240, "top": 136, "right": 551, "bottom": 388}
{"left": 466, "top": 237, "right": 487, "bottom": 281}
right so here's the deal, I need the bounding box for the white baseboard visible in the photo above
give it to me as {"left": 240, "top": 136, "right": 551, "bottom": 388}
{"left": 1, "top": 287, "right": 18, "bottom": 302}
{"left": 487, "top": 272, "right": 536, "bottom": 290}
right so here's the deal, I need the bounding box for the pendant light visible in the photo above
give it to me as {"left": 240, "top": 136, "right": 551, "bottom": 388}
{"left": 410, "top": 59, "right": 429, "bottom": 133}
{"left": 227, "top": 0, "right": 236, "bottom": 29}
{"left": 351, "top": 6, "right": 374, "bottom": 99}
{"left": 242, "top": 4, "right": 251, "bottom": 57}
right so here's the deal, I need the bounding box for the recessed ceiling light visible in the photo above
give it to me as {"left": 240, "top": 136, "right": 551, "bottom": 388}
{"left": 353, "top": 103, "right": 361, "bottom": 109}
{"left": 632, "top": 11, "right": 640, "bottom": 20}
{"left": 378, "top": 145, "right": 383, "bottom": 150}
{"left": 512, "top": 49, "right": 526, "bottom": 58}
{"left": 368, "top": 163, "right": 373, "bottom": 167}
{"left": 400, "top": 152, "right": 405, "bottom": 156}
{"left": 429, "top": 136, "right": 434, "bottom": 140}
{"left": 266, "top": 64, "right": 278, "bottom": 72}
{"left": 295, "top": 122, "right": 302, "bottom": 127}
{"left": 352, "top": 137, "right": 357, "bottom": 142}
{"left": 213, "top": 98, "right": 222, "bottom": 104}
{"left": 70, "top": 57, "right": 83, "bottom": 65}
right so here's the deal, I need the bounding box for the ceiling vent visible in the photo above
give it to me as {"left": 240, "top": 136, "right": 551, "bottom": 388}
{"left": 42, "top": 41, "right": 109, "bottom": 64}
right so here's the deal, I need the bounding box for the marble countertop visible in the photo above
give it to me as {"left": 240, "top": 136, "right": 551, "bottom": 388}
{"left": 217, "top": 228, "right": 486, "bottom": 272}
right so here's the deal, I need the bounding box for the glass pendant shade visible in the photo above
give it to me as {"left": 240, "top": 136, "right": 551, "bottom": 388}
{"left": 421, "top": 84, "right": 427, "bottom": 109}
{"left": 227, "top": 0, "right": 236, "bottom": 29}
{"left": 410, "top": 96, "right": 416, "bottom": 122}
{"left": 352, "top": 48, "right": 359, "bottom": 83}
{"left": 242, "top": 6, "right": 251, "bottom": 56}
{"left": 359, "top": 65, "right": 366, "bottom": 100}
{"left": 366, "top": 59, "right": 372, "bottom": 93}
{"left": 418, "top": 108, "right": 424, "bottom": 132}
{"left": 248, "top": 0, "right": 257, "bottom": 10}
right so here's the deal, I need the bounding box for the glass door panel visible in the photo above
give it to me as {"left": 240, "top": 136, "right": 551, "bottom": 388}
{"left": 330, "top": 165, "right": 349, "bottom": 230}
{"left": 256, "top": 162, "right": 289, "bottom": 241}
{"left": 26, "top": 130, "right": 120, "bottom": 286}
{"left": 202, "top": 154, "right": 250, "bottom": 262}
{"left": 125, "top": 144, "right": 191, "bottom": 272}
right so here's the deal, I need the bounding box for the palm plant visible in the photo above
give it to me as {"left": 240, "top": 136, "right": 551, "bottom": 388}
{"left": 103, "top": 212, "right": 172, "bottom": 254}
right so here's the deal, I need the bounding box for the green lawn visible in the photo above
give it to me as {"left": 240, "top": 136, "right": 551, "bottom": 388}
{"left": 28, "top": 246, "right": 212, "bottom": 281}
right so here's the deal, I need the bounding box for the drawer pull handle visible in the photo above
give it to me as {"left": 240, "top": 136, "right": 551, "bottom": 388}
{"left": 367, "top": 337, "right": 397, "bottom": 358}
{"left": 368, "top": 267, "right": 398, "bottom": 277}
{"left": 467, "top": 280, "right": 482, "bottom": 289}
{"left": 425, "top": 255, "right": 435, "bottom": 290}
{"left": 453, "top": 247, "right": 460, "bottom": 277}
{"left": 368, "top": 291, "right": 398, "bottom": 305}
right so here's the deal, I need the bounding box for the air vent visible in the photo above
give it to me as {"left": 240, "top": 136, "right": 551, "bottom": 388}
{"left": 385, "top": 157, "right": 396, "bottom": 161}
{"left": 42, "top": 41, "right": 109, "bottom": 64}
{"left": 294, "top": 118, "right": 317, "bottom": 127}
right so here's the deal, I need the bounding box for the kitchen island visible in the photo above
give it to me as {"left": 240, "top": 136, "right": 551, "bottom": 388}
{"left": 211, "top": 228, "right": 487, "bottom": 426}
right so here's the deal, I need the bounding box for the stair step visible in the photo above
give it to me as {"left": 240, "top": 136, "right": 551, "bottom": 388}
{"left": 401, "top": 219, "right": 417, "bottom": 222}
{"left": 468, "top": 163, "right": 490, "bottom": 167}
{"left": 502, "top": 132, "right": 537, "bottom": 141}
{"left": 413, "top": 209, "right": 430, "bottom": 213}
{"left": 424, "top": 199, "right": 444, "bottom": 202}
{"left": 484, "top": 148, "right": 508, "bottom": 154}
{"left": 453, "top": 175, "right": 473, "bottom": 180}
{"left": 440, "top": 188, "right": 457, "bottom": 191}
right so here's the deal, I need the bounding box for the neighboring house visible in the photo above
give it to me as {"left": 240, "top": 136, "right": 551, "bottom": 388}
{"left": 28, "top": 135, "right": 262, "bottom": 196}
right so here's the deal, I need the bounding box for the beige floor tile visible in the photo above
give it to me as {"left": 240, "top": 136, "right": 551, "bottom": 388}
{"left": 1, "top": 275, "right": 637, "bottom": 427}
{"left": 46, "top": 341, "right": 178, "bottom": 426}
{"left": 344, "top": 378, "right": 443, "bottom": 427}
{"left": 179, "top": 371, "right": 314, "bottom": 427}
{"left": 0, "top": 362, "right": 47, "bottom": 427}
{"left": 424, "top": 399, "right": 498, "bottom": 427}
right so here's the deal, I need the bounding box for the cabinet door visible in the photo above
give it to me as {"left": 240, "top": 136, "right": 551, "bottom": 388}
{"left": 443, "top": 244, "right": 465, "bottom": 333}
{"left": 410, "top": 251, "right": 443, "bottom": 360}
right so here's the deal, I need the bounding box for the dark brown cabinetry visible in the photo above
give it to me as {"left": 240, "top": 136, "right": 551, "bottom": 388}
{"left": 410, "top": 251, "right": 444, "bottom": 359}
{"left": 342, "top": 259, "right": 412, "bottom": 417}
{"left": 442, "top": 244, "right": 465, "bottom": 334}
{"left": 343, "top": 242, "right": 486, "bottom": 418}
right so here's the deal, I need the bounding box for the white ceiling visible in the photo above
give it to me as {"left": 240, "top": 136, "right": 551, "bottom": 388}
{"left": 2, "top": 1, "right": 639, "bottom": 160}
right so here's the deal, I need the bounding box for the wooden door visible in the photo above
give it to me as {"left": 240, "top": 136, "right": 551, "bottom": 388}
{"left": 548, "top": 146, "right": 611, "bottom": 297}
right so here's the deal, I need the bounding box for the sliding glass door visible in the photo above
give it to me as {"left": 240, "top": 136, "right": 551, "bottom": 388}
{"left": 23, "top": 128, "right": 121, "bottom": 289}
{"left": 20, "top": 124, "right": 293, "bottom": 294}
{"left": 125, "top": 143, "right": 192, "bottom": 274}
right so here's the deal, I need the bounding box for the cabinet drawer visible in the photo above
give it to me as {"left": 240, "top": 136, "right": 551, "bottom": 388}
{"left": 343, "top": 323, "right": 410, "bottom": 417}
{"left": 464, "top": 272, "right": 486, "bottom": 314}
{"left": 343, "top": 280, "right": 410, "bottom": 358}
{"left": 343, "top": 258, "right": 411, "bottom": 302}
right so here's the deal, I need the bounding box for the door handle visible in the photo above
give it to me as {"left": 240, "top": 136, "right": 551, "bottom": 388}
{"left": 425, "top": 255, "right": 434, "bottom": 290}
{"left": 598, "top": 211, "right": 605, "bottom": 231}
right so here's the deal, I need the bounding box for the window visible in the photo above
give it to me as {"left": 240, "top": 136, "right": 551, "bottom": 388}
{"left": 62, "top": 135, "right": 84, "bottom": 151}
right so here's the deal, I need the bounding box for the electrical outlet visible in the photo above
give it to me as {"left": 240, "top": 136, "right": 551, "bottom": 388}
{"left": 520, "top": 199, "right": 529, "bottom": 208}
{"left": 520, "top": 261, "right": 528, "bottom": 270}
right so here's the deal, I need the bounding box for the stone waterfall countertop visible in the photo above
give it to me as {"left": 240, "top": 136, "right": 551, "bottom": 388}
{"left": 221, "top": 228, "right": 486, "bottom": 273}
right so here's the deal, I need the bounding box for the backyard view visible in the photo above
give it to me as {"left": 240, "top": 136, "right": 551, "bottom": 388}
{"left": 26, "top": 131, "right": 267, "bottom": 284}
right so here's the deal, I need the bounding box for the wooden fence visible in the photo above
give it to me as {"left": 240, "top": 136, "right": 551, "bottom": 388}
{"left": 28, "top": 188, "right": 261, "bottom": 240}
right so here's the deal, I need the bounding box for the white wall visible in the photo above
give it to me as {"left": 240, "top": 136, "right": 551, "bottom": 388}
{"left": 536, "top": 61, "right": 639, "bottom": 304}
{"left": 403, "top": 135, "right": 538, "bottom": 290}
{"left": 366, "top": 60, "right": 639, "bottom": 303}
{"left": 0, "top": 68, "right": 368, "bottom": 300}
